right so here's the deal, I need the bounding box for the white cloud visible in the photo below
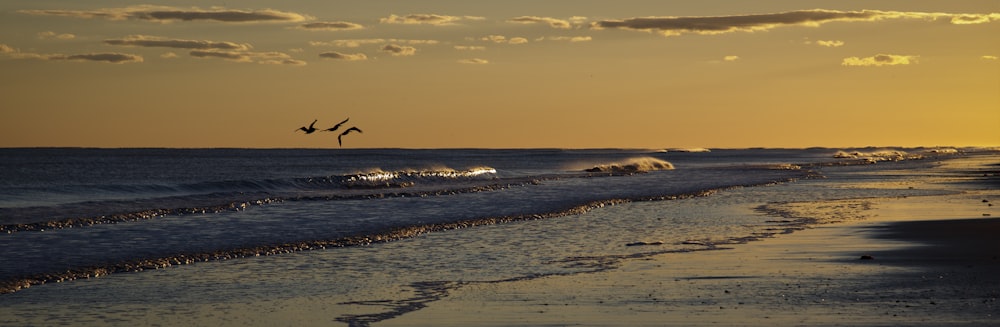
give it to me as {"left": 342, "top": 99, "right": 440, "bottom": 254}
{"left": 982, "top": 55, "right": 998, "bottom": 60}
{"left": 38, "top": 31, "right": 76, "bottom": 40}
{"left": 298, "top": 21, "right": 364, "bottom": 31}
{"left": 508, "top": 16, "right": 572, "bottom": 29}
{"left": 379, "top": 14, "right": 482, "bottom": 26}
{"left": 543, "top": 36, "right": 593, "bottom": 42}
{"left": 458, "top": 58, "right": 489, "bottom": 64}
{"left": 816, "top": 40, "right": 845, "bottom": 47}
{"left": 454, "top": 45, "right": 486, "bottom": 51}
{"left": 842, "top": 54, "right": 918, "bottom": 66}
{"left": 723, "top": 55, "right": 740, "bottom": 62}
{"left": 189, "top": 50, "right": 304, "bottom": 65}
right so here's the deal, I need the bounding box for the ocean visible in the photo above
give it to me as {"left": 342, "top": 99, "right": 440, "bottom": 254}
{"left": 1, "top": 147, "right": 997, "bottom": 326}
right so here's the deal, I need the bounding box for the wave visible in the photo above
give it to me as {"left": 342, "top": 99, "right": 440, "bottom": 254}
{"left": 583, "top": 157, "right": 675, "bottom": 173}
{"left": 339, "top": 166, "right": 498, "bottom": 189}
{"left": 658, "top": 148, "right": 711, "bottom": 153}
{"left": 832, "top": 149, "right": 924, "bottom": 163}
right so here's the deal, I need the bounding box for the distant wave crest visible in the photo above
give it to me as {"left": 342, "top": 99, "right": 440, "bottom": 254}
{"left": 340, "top": 167, "right": 498, "bottom": 188}
{"left": 584, "top": 157, "right": 675, "bottom": 173}
{"left": 832, "top": 149, "right": 924, "bottom": 163}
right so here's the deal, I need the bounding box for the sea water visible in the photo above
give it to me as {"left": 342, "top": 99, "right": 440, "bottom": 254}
{"left": 0, "top": 147, "right": 996, "bottom": 326}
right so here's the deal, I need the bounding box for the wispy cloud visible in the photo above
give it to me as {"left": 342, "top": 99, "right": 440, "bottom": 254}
{"left": 1, "top": 43, "right": 142, "bottom": 63}
{"left": 454, "top": 45, "right": 486, "bottom": 51}
{"left": 37, "top": 31, "right": 75, "bottom": 40}
{"left": 310, "top": 39, "right": 439, "bottom": 48}
{"left": 982, "top": 55, "right": 998, "bottom": 60}
{"left": 319, "top": 51, "right": 368, "bottom": 61}
{"left": 816, "top": 40, "right": 845, "bottom": 47}
{"left": 458, "top": 58, "right": 489, "bottom": 64}
{"left": 724, "top": 55, "right": 740, "bottom": 62}
{"left": 190, "top": 50, "right": 305, "bottom": 65}
{"left": 540, "top": 36, "right": 593, "bottom": 42}
{"left": 381, "top": 44, "right": 416, "bottom": 56}
{"left": 842, "top": 54, "right": 918, "bottom": 66}
{"left": 508, "top": 16, "right": 572, "bottom": 29}
{"left": 379, "top": 14, "right": 484, "bottom": 26}
{"left": 591, "top": 9, "right": 1000, "bottom": 37}
{"left": 256, "top": 52, "right": 307, "bottom": 66}
{"left": 104, "top": 35, "right": 252, "bottom": 50}
{"left": 298, "top": 21, "right": 364, "bottom": 31}
{"left": 19, "top": 5, "right": 310, "bottom": 23}
{"left": 481, "top": 35, "right": 528, "bottom": 44}
{"left": 49, "top": 53, "right": 143, "bottom": 63}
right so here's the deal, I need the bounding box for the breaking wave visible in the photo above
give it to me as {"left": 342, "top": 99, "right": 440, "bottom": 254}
{"left": 832, "top": 149, "right": 924, "bottom": 163}
{"left": 340, "top": 167, "right": 498, "bottom": 188}
{"left": 584, "top": 157, "right": 675, "bottom": 173}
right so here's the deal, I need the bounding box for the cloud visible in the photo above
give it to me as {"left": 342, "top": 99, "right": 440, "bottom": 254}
{"left": 816, "top": 40, "right": 845, "bottom": 47}
{"left": 541, "top": 36, "right": 593, "bottom": 42}
{"left": 19, "top": 5, "right": 310, "bottom": 23}
{"left": 454, "top": 45, "right": 486, "bottom": 50}
{"left": 37, "top": 31, "right": 76, "bottom": 40}
{"left": 190, "top": 50, "right": 305, "bottom": 65}
{"left": 458, "top": 58, "right": 489, "bottom": 64}
{"left": 311, "top": 39, "right": 439, "bottom": 48}
{"left": 1, "top": 44, "right": 142, "bottom": 63}
{"left": 723, "top": 55, "right": 740, "bottom": 61}
{"left": 49, "top": 53, "right": 144, "bottom": 64}
{"left": 508, "top": 37, "right": 529, "bottom": 44}
{"left": 190, "top": 50, "right": 249, "bottom": 61}
{"left": 508, "top": 16, "right": 572, "bottom": 29}
{"left": 319, "top": 51, "right": 368, "bottom": 61}
{"left": 841, "top": 54, "right": 918, "bottom": 66}
{"left": 591, "top": 9, "right": 1000, "bottom": 37}
{"left": 298, "top": 21, "right": 364, "bottom": 31}
{"left": 104, "top": 35, "right": 252, "bottom": 50}
{"left": 161, "top": 52, "right": 178, "bottom": 58}
{"left": 255, "top": 52, "right": 307, "bottom": 66}
{"left": 379, "top": 14, "right": 483, "bottom": 26}
{"left": 982, "top": 55, "right": 998, "bottom": 60}
{"left": 481, "top": 35, "right": 528, "bottom": 44}
{"left": 381, "top": 44, "right": 416, "bottom": 56}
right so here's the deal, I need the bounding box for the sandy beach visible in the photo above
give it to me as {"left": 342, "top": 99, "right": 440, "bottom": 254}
{"left": 379, "top": 193, "right": 999, "bottom": 326}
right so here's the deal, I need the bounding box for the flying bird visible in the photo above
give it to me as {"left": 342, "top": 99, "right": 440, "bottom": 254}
{"left": 296, "top": 119, "right": 318, "bottom": 134}
{"left": 322, "top": 117, "right": 350, "bottom": 132}
{"left": 338, "top": 127, "right": 362, "bottom": 147}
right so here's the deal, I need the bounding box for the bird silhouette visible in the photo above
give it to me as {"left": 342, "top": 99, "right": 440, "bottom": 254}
{"left": 296, "top": 119, "right": 318, "bottom": 134}
{"left": 322, "top": 117, "right": 350, "bottom": 132}
{"left": 338, "top": 127, "right": 362, "bottom": 147}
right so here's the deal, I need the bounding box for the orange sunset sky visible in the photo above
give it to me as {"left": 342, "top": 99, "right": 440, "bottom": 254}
{"left": 1, "top": 1, "right": 998, "bottom": 149}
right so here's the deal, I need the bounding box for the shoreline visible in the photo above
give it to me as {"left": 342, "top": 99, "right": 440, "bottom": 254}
{"left": 379, "top": 194, "right": 999, "bottom": 326}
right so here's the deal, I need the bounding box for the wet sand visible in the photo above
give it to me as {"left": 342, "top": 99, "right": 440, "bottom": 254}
{"left": 380, "top": 195, "right": 999, "bottom": 326}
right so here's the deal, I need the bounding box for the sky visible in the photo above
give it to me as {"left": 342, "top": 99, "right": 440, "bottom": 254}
{"left": 1, "top": 1, "right": 998, "bottom": 149}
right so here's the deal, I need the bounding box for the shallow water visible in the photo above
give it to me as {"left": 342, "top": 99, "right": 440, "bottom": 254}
{"left": 0, "top": 148, "right": 996, "bottom": 326}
